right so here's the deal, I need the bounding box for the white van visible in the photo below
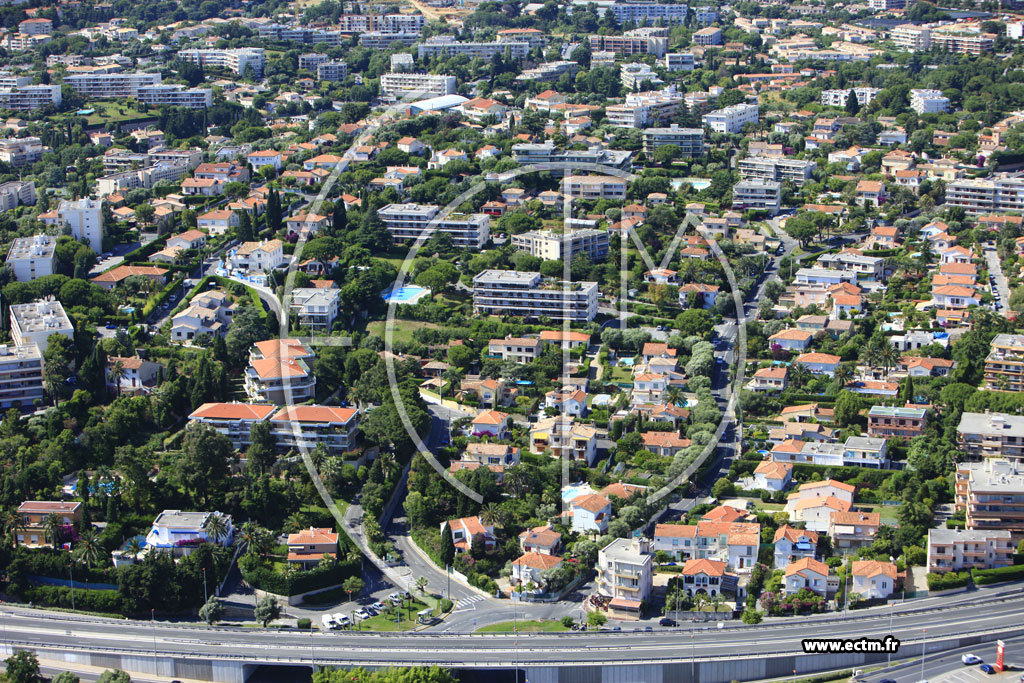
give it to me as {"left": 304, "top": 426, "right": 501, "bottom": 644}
{"left": 320, "top": 614, "right": 335, "bottom": 630}
{"left": 332, "top": 612, "right": 350, "bottom": 628}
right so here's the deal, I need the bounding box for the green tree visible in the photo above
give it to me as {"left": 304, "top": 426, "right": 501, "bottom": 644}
{"left": 833, "top": 391, "right": 864, "bottom": 428}
{"left": 587, "top": 611, "right": 607, "bottom": 627}
{"left": 254, "top": 594, "right": 281, "bottom": 627}
{"left": 439, "top": 523, "right": 456, "bottom": 569}
{"left": 845, "top": 90, "right": 860, "bottom": 116}
{"left": 73, "top": 527, "right": 104, "bottom": 567}
{"left": 246, "top": 420, "right": 277, "bottom": 475}
{"left": 4, "top": 651, "right": 41, "bottom": 683}
{"left": 237, "top": 210, "right": 254, "bottom": 242}
{"left": 199, "top": 596, "right": 225, "bottom": 625}
{"left": 96, "top": 670, "right": 131, "bottom": 683}
{"left": 900, "top": 375, "right": 915, "bottom": 404}
{"left": 343, "top": 575, "right": 365, "bottom": 602}
{"left": 52, "top": 673, "right": 80, "bottom": 683}
{"left": 711, "top": 477, "right": 735, "bottom": 499}
{"left": 414, "top": 261, "right": 458, "bottom": 296}
{"left": 177, "top": 422, "right": 232, "bottom": 506}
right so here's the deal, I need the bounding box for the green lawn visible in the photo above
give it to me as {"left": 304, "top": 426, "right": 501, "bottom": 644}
{"left": 475, "top": 619, "right": 571, "bottom": 633}
{"left": 61, "top": 100, "right": 159, "bottom": 126}
{"left": 607, "top": 363, "right": 634, "bottom": 383}
{"left": 366, "top": 319, "right": 442, "bottom": 344}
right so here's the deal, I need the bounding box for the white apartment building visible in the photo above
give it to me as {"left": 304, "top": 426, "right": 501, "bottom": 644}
{"left": 738, "top": 156, "right": 817, "bottom": 185}
{"left": 135, "top": 85, "right": 212, "bottom": 109}
{"left": 641, "top": 125, "right": 704, "bottom": 156}
{"left": 511, "top": 228, "right": 609, "bottom": 262}
{"left": 561, "top": 175, "right": 627, "bottom": 201}
{"left": 596, "top": 537, "right": 654, "bottom": 620}
{"left": 146, "top": 510, "right": 234, "bottom": 555}
{"left": 229, "top": 239, "right": 284, "bottom": 273}
{"left": 892, "top": 24, "right": 930, "bottom": 51}
{"left": 381, "top": 73, "right": 457, "bottom": 100}
{"left": 0, "top": 137, "right": 46, "bottom": 167}
{"left": 946, "top": 174, "right": 1024, "bottom": 215}
{"left": 606, "top": 88, "right": 681, "bottom": 128}
{"left": 64, "top": 72, "right": 161, "bottom": 98}
{"left": 188, "top": 402, "right": 276, "bottom": 450}
{"left": 732, "top": 179, "right": 782, "bottom": 215}
{"left": 664, "top": 52, "right": 695, "bottom": 71}
{"left": 316, "top": 62, "right": 348, "bottom": 82}
{"left": 378, "top": 203, "right": 490, "bottom": 250}
{"left": 57, "top": 197, "right": 104, "bottom": 252}
{"left": 0, "top": 180, "right": 36, "bottom": 211}
{"left": 619, "top": 63, "right": 664, "bottom": 91}
{"left": 820, "top": 87, "right": 880, "bottom": 107}
{"left": 10, "top": 298, "right": 74, "bottom": 354}
{"left": 702, "top": 102, "right": 759, "bottom": 134}
{"left": 927, "top": 528, "right": 1013, "bottom": 572}
{"left": 0, "top": 343, "right": 43, "bottom": 409}
{"left": 269, "top": 405, "right": 359, "bottom": 456}
{"left": 910, "top": 88, "right": 950, "bottom": 114}
{"left": 473, "top": 270, "right": 598, "bottom": 322}
{"left": 606, "top": 3, "right": 689, "bottom": 25}
{"left": 417, "top": 39, "right": 528, "bottom": 61}
{"left": 7, "top": 234, "right": 56, "bottom": 281}
{"left": 958, "top": 411, "right": 1024, "bottom": 461}
{"left": 288, "top": 287, "right": 340, "bottom": 331}
{"left": 488, "top": 337, "right": 544, "bottom": 364}
{"left": 0, "top": 84, "right": 61, "bottom": 111}
{"left": 693, "top": 26, "right": 722, "bottom": 46}
{"left": 179, "top": 48, "right": 265, "bottom": 76}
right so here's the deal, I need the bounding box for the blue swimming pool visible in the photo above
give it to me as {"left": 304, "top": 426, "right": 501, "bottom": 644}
{"left": 381, "top": 285, "right": 429, "bottom": 303}
{"left": 620, "top": 357, "right": 635, "bottom": 366}
{"left": 562, "top": 483, "right": 596, "bottom": 501}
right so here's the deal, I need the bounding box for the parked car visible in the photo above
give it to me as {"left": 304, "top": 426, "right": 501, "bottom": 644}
{"left": 354, "top": 608, "right": 370, "bottom": 620}
{"left": 332, "top": 613, "right": 349, "bottom": 627}
{"left": 659, "top": 617, "right": 677, "bottom": 627}
{"left": 388, "top": 592, "right": 404, "bottom": 603}
{"left": 963, "top": 655, "right": 983, "bottom": 665}
{"left": 979, "top": 665, "right": 995, "bottom": 675}
{"left": 371, "top": 601, "right": 386, "bottom": 611}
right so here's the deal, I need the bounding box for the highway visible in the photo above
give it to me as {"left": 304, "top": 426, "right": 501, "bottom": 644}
{"left": 2, "top": 586, "right": 1022, "bottom": 668}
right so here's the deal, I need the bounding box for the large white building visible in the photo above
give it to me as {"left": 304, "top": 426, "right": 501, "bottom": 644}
{"left": 0, "top": 180, "right": 36, "bottom": 211}
{"left": 596, "top": 537, "right": 654, "bottom": 621}
{"left": 641, "top": 125, "right": 704, "bottom": 156}
{"left": 927, "top": 528, "right": 1014, "bottom": 572}
{"left": 57, "top": 197, "right": 104, "bottom": 252}
{"left": 910, "top": 88, "right": 950, "bottom": 114}
{"left": 10, "top": 298, "right": 74, "bottom": 354}
{"left": 6, "top": 234, "right": 56, "bottom": 281}
{"left": 380, "top": 72, "right": 457, "bottom": 100}
{"left": 378, "top": 203, "right": 490, "bottom": 250}
{"left": 820, "top": 87, "right": 880, "bottom": 107}
{"left": 0, "top": 84, "right": 60, "bottom": 111}
{"left": 0, "top": 137, "right": 46, "bottom": 167}
{"left": 179, "top": 48, "right": 265, "bottom": 76}
{"left": 135, "top": 84, "right": 212, "bottom": 109}
{"left": 732, "top": 179, "right": 782, "bottom": 215}
{"left": 738, "top": 156, "right": 817, "bottom": 185}
{"left": 511, "top": 228, "right": 609, "bottom": 263}
{"left": 417, "top": 39, "right": 528, "bottom": 61}
{"left": 0, "top": 342, "right": 44, "bottom": 409}
{"left": 269, "top": 405, "right": 360, "bottom": 456}
{"left": 473, "top": 270, "right": 598, "bottom": 322}
{"left": 288, "top": 287, "right": 340, "bottom": 331}
{"left": 702, "top": 102, "right": 759, "bottom": 134}
{"left": 947, "top": 174, "right": 1024, "bottom": 215}
{"left": 606, "top": 88, "right": 682, "bottom": 129}
{"left": 64, "top": 72, "right": 161, "bottom": 98}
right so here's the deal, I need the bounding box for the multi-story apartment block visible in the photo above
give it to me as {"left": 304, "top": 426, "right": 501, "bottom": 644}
{"left": 702, "top": 102, "right": 759, "bottom": 134}
{"left": 869, "top": 0, "right": 906, "bottom": 9}
{"left": 514, "top": 61, "right": 578, "bottom": 83}
{"left": 642, "top": 125, "right": 704, "bottom": 156}
{"left": 179, "top": 48, "right": 265, "bottom": 76}
{"left": 298, "top": 53, "right": 329, "bottom": 71}
{"left": 984, "top": 334, "right": 1024, "bottom": 392}
{"left": 378, "top": 203, "right": 490, "bottom": 250}
{"left": 171, "top": 290, "right": 237, "bottom": 343}
{"left": 958, "top": 411, "right": 1024, "bottom": 462}
{"left": 244, "top": 339, "right": 316, "bottom": 404}
{"left": 932, "top": 31, "right": 994, "bottom": 55}
{"left": 511, "top": 229, "right": 609, "bottom": 262}
{"left": 947, "top": 175, "right": 1024, "bottom": 215}
{"left": 588, "top": 34, "right": 667, "bottom": 58}
{"left": 188, "top": 402, "right": 277, "bottom": 451}
{"left": 653, "top": 521, "right": 761, "bottom": 569}
{"left": 606, "top": 88, "right": 682, "bottom": 128}
{"left": 64, "top": 72, "right": 161, "bottom": 98}
{"left": 10, "top": 298, "right": 74, "bottom": 354}
{"left": 269, "top": 405, "right": 359, "bottom": 456}
{"left": 955, "top": 458, "right": 1024, "bottom": 537}
{"left": 820, "top": 87, "right": 880, "bottom": 107}
{"left": 867, "top": 405, "right": 927, "bottom": 439}
{"left": 0, "top": 343, "right": 44, "bottom": 409}
{"left": 510, "top": 143, "right": 632, "bottom": 173}
{"left": 316, "top": 62, "right": 349, "bottom": 82}
{"left": 417, "top": 39, "right": 528, "bottom": 61}
{"left": 530, "top": 415, "right": 598, "bottom": 464}
{"left": 664, "top": 52, "right": 696, "bottom": 71}
{"left": 892, "top": 24, "right": 931, "bottom": 51}
{"left": 0, "top": 84, "right": 61, "bottom": 111}
{"left": 380, "top": 72, "right": 457, "bottom": 100}
{"left": 228, "top": 239, "right": 284, "bottom": 273}
{"left": 693, "top": 26, "right": 722, "bottom": 46}
{"left": 7, "top": 234, "right": 56, "bottom": 282}
{"left": 927, "top": 528, "right": 1013, "bottom": 572}
{"left": 55, "top": 197, "right": 102, "bottom": 253}
{"left": 596, "top": 537, "right": 653, "bottom": 620}
{"left": 910, "top": 88, "right": 950, "bottom": 114}
{"left": 738, "top": 156, "right": 817, "bottom": 185}
{"left": 474, "top": 270, "right": 598, "bottom": 322}
{"left": 19, "top": 18, "right": 52, "bottom": 35}
{"left": 732, "top": 179, "right": 782, "bottom": 215}
{"left": 288, "top": 288, "right": 340, "bottom": 331}
{"left": 0, "top": 180, "right": 36, "bottom": 211}
{"left": 0, "top": 137, "right": 46, "bottom": 167}
{"left": 358, "top": 32, "right": 421, "bottom": 49}
{"left": 604, "top": 2, "right": 690, "bottom": 25}
{"left": 561, "top": 175, "right": 627, "bottom": 201}
{"left": 135, "top": 85, "right": 212, "bottom": 109}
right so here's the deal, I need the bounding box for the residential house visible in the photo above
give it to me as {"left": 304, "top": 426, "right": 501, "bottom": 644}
{"left": 531, "top": 416, "right": 598, "bottom": 465}
{"left": 784, "top": 557, "right": 836, "bottom": 597}
{"left": 286, "top": 527, "right": 338, "bottom": 568}
{"left": 751, "top": 460, "right": 793, "bottom": 491}
{"left": 15, "top": 501, "right": 82, "bottom": 547}
{"left": 851, "top": 560, "right": 898, "bottom": 600}
{"left": 471, "top": 409, "right": 510, "bottom": 438}
{"left": 519, "top": 523, "right": 562, "bottom": 555}
{"left": 596, "top": 537, "right": 654, "bottom": 620}
{"left": 145, "top": 510, "right": 234, "bottom": 556}
{"left": 747, "top": 366, "right": 788, "bottom": 392}
{"left": 512, "top": 551, "right": 563, "bottom": 588}
{"left": 443, "top": 516, "right": 496, "bottom": 553}
{"left": 773, "top": 525, "right": 818, "bottom": 570}
{"left": 570, "top": 493, "right": 612, "bottom": 534}
{"left": 829, "top": 511, "right": 880, "bottom": 550}
{"left": 105, "top": 356, "right": 162, "bottom": 395}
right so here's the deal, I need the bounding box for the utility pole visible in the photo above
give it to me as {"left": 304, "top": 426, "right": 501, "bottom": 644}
{"left": 202, "top": 567, "right": 208, "bottom": 610}
{"left": 68, "top": 562, "right": 75, "bottom": 612}
{"left": 888, "top": 602, "right": 894, "bottom": 668}
{"left": 921, "top": 628, "right": 927, "bottom": 683}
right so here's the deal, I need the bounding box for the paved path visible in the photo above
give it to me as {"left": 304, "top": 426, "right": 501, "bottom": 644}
{"left": 984, "top": 243, "right": 1012, "bottom": 317}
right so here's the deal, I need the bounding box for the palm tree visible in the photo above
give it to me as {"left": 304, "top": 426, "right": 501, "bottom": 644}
{"left": 43, "top": 513, "right": 64, "bottom": 548}
{"left": 1, "top": 508, "right": 20, "bottom": 546}
{"left": 125, "top": 536, "right": 144, "bottom": 561}
{"left": 240, "top": 522, "right": 269, "bottom": 556}
{"left": 665, "top": 386, "right": 683, "bottom": 407}
{"left": 879, "top": 344, "right": 899, "bottom": 379}
{"left": 789, "top": 363, "right": 811, "bottom": 390}
{"left": 480, "top": 502, "right": 504, "bottom": 529}
{"left": 108, "top": 360, "right": 127, "bottom": 397}
{"left": 833, "top": 363, "right": 854, "bottom": 393}
{"left": 205, "top": 513, "right": 229, "bottom": 545}
{"left": 415, "top": 576, "right": 429, "bottom": 594}
{"left": 74, "top": 528, "right": 103, "bottom": 567}
{"left": 692, "top": 590, "right": 708, "bottom": 613}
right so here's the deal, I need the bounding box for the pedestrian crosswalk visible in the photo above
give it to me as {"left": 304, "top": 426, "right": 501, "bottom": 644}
{"left": 458, "top": 595, "right": 487, "bottom": 606}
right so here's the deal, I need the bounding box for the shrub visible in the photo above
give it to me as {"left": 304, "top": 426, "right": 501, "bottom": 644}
{"left": 926, "top": 570, "right": 970, "bottom": 591}
{"left": 741, "top": 609, "right": 762, "bottom": 624}
{"left": 297, "top": 618, "right": 312, "bottom": 629}
{"left": 439, "top": 598, "right": 454, "bottom": 613}
{"left": 972, "top": 564, "right": 1024, "bottom": 585}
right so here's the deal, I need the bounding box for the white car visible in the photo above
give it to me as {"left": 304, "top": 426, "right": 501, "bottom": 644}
{"left": 320, "top": 614, "right": 336, "bottom": 630}
{"left": 354, "top": 608, "right": 371, "bottom": 620}
{"left": 962, "top": 655, "right": 983, "bottom": 665}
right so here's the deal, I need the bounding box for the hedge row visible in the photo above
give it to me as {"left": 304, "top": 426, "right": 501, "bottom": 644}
{"left": 972, "top": 564, "right": 1024, "bottom": 585}
{"left": 23, "top": 584, "right": 124, "bottom": 614}
{"left": 242, "top": 557, "right": 360, "bottom": 596}
{"left": 926, "top": 570, "right": 970, "bottom": 591}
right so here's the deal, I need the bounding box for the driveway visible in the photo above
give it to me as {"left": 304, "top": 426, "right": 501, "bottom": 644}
{"left": 984, "top": 244, "right": 1011, "bottom": 317}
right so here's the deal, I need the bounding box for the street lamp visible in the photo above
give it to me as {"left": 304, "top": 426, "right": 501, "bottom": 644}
{"left": 888, "top": 602, "right": 894, "bottom": 668}
{"left": 920, "top": 628, "right": 927, "bottom": 683}
{"left": 202, "top": 567, "right": 208, "bottom": 610}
